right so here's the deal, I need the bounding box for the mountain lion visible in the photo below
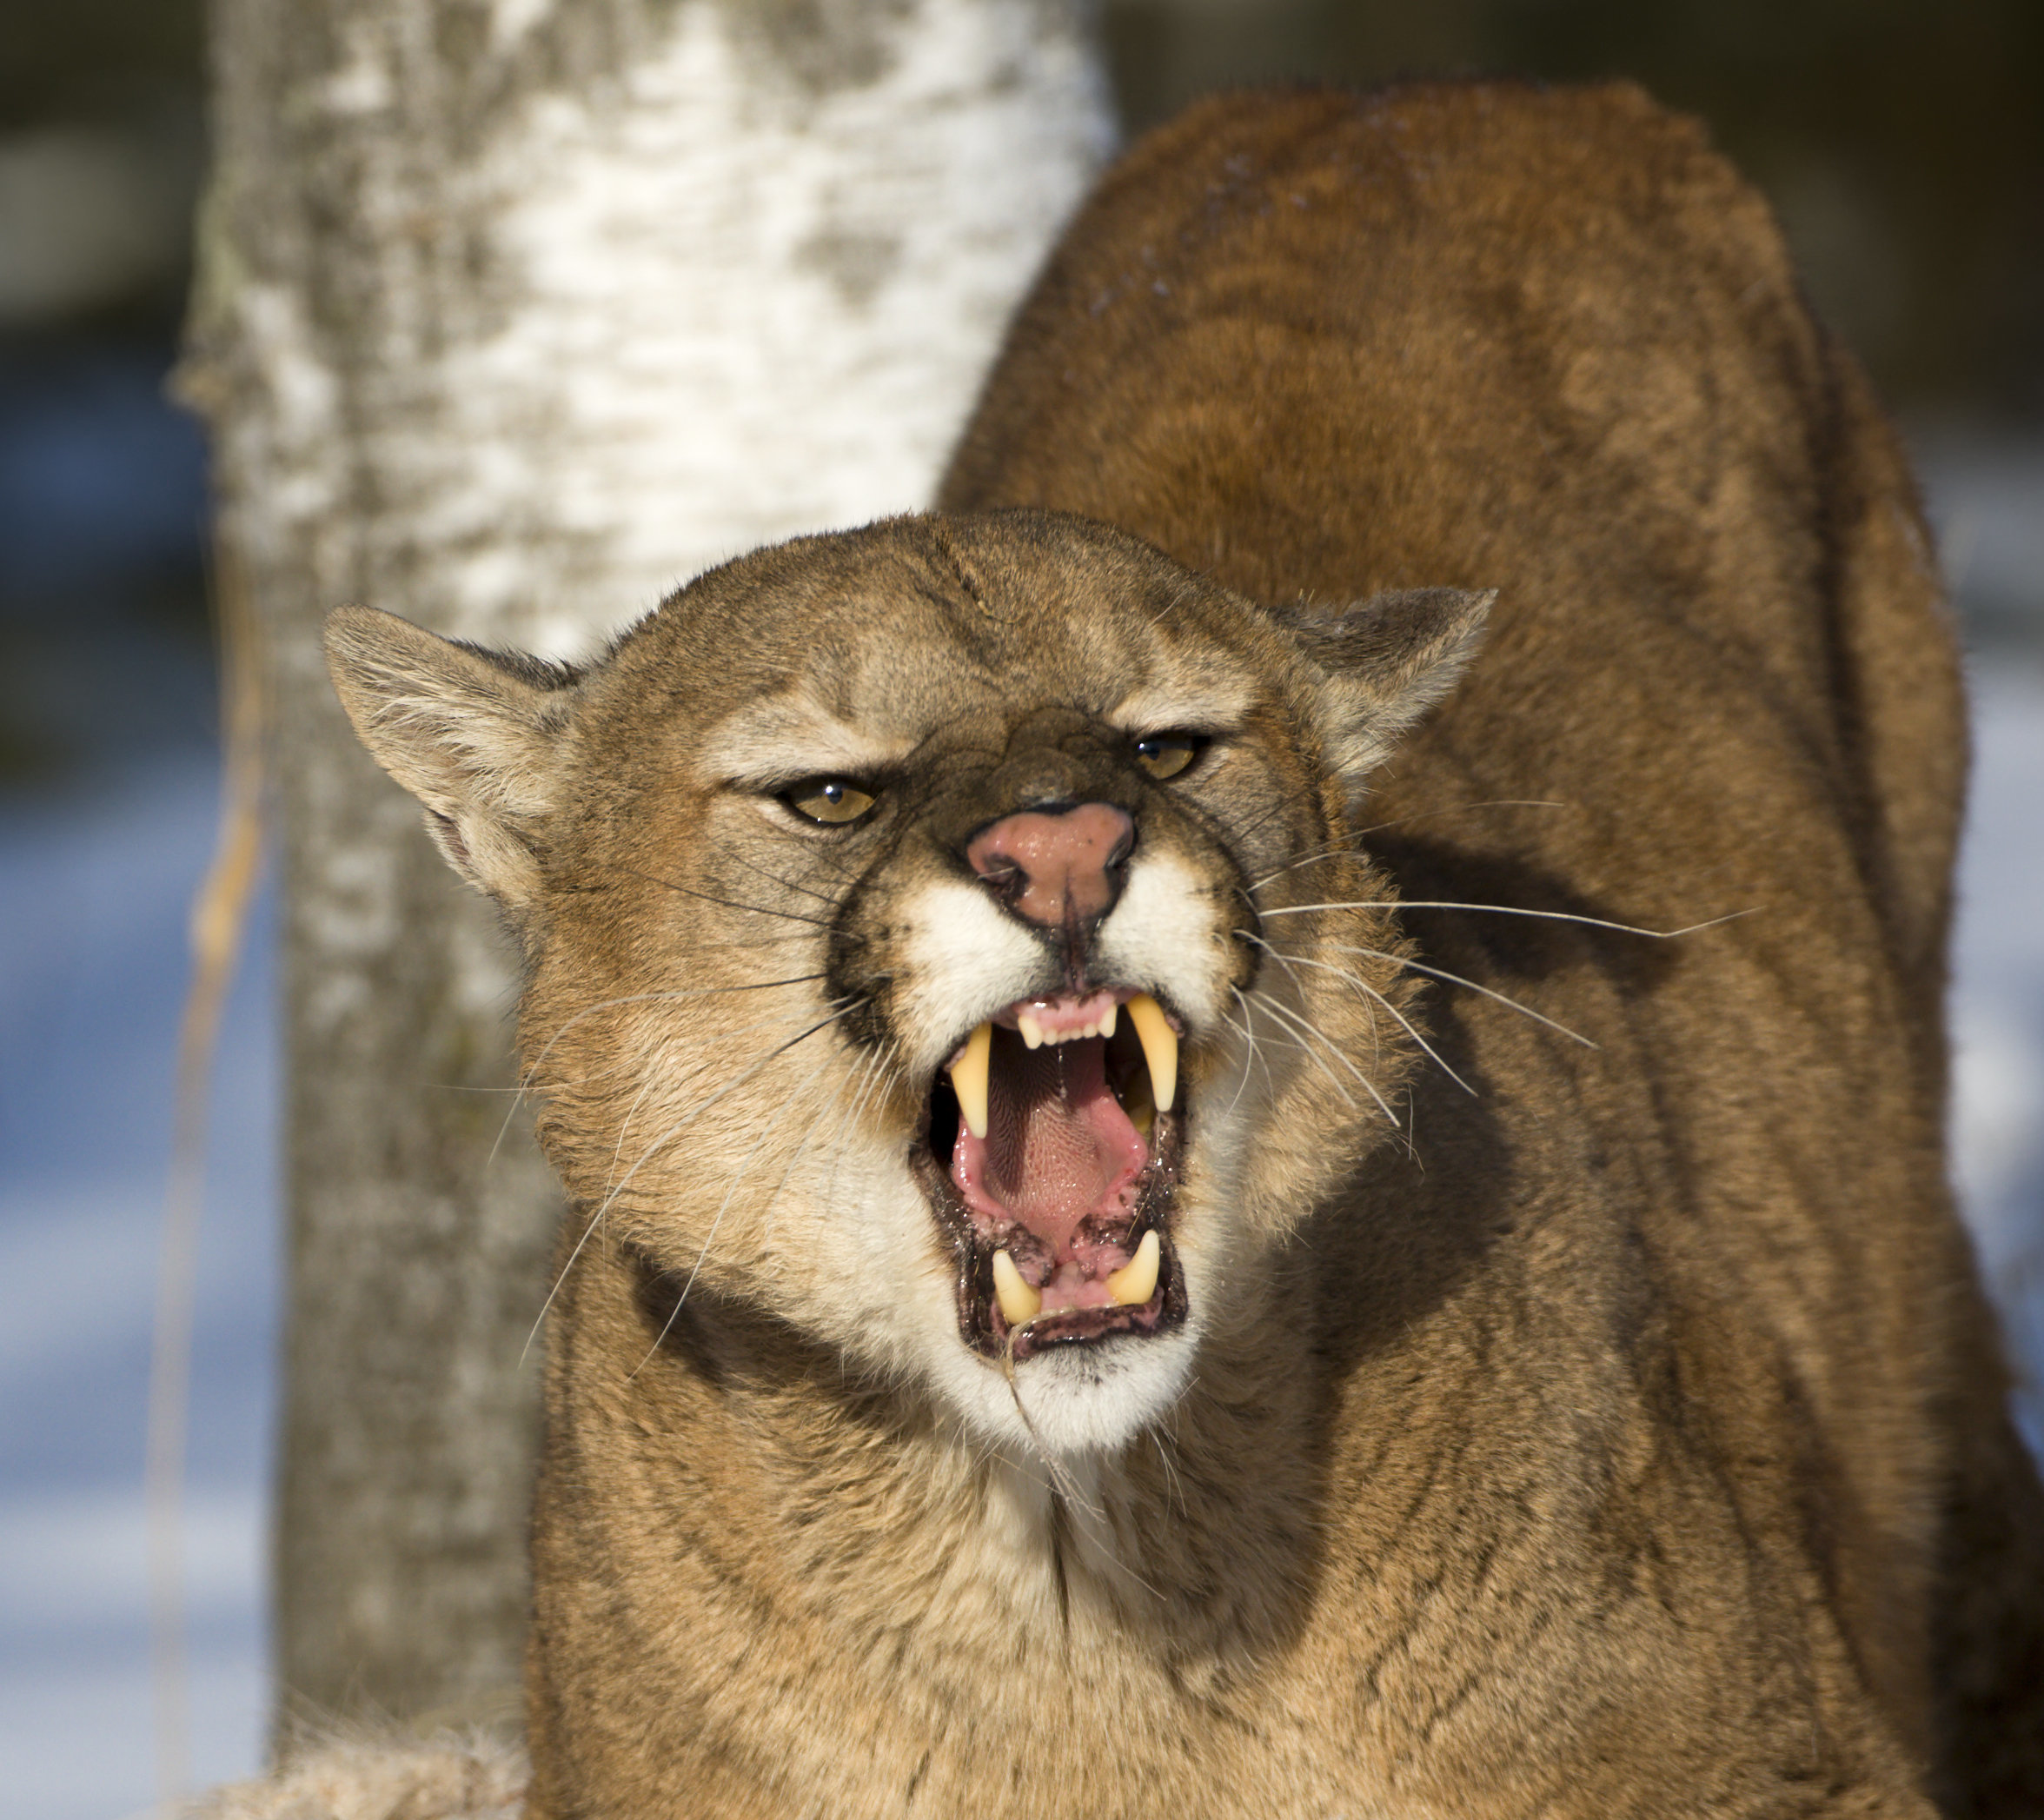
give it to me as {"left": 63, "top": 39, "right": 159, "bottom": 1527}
{"left": 323, "top": 81, "right": 2044, "bottom": 1819}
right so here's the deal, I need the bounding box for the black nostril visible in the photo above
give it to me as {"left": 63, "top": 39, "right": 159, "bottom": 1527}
{"left": 977, "top": 856, "right": 1024, "bottom": 908}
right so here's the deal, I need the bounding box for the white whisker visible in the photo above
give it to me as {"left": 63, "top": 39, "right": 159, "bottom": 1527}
{"left": 1350, "top": 799, "right": 1571, "bottom": 840}
{"left": 595, "top": 1004, "right": 857, "bottom": 1220}
{"left": 628, "top": 1049, "right": 842, "bottom": 1378}
{"left": 1243, "top": 841, "right": 1361, "bottom": 893}
{"left": 817, "top": 1044, "right": 896, "bottom": 1215}
{"left": 760, "top": 1039, "right": 903, "bottom": 1257}
{"left": 1327, "top": 942, "right": 1598, "bottom": 1049}
{"left": 520, "top": 1201, "right": 605, "bottom": 1368}
{"left": 601, "top": 1072, "right": 659, "bottom": 1206}
{"left": 1219, "top": 992, "right": 1280, "bottom": 1117}
{"left": 1150, "top": 1430, "right": 1188, "bottom": 1524}
{"left": 1238, "top": 932, "right": 1474, "bottom": 1097}
{"left": 1243, "top": 986, "right": 1399, "bottom": 1126}
{"left": 488, "top": 974, "right": 825, "bottom": 1163}
{"left": 524, "top": 976, "right": 826, "bottom": 1084}
{"left": 1244, "top": 803, "right": 1576, "bottom": 894}
{"left": 521, "top": 1000, "right": 857, "bottom": 1358}
{"left": 997, "top": 1361, "right": 1107, "bottom": 1525}
{"left": 1259, "top": 900, "right": 1755, "bottom": 940}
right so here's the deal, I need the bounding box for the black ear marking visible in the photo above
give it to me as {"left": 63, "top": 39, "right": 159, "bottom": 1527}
{"left": 1271, "top": 588, "right": 1492, "bottom": 684}
{"left": 1268, "top": 586, "right": 1493, "bottom": 794}
{"left": 450, "top": 636, "right": 586, "bottom": 694}
{"left": 428, "top": 809, "right": 471, "bottom": 872}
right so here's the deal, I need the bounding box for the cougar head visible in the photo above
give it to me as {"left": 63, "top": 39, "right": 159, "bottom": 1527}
{"left": 327, "top": 510, "right": 1486, "bottom": 1456}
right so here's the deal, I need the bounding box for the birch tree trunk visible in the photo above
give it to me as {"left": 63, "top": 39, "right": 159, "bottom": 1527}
{"left": 182, "top": 0, "right": 1110, "bottom": 1738}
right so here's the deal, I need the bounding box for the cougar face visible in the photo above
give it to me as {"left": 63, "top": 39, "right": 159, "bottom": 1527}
{"left": 328, "top": 509, "right": 1484, "bottom": 1456}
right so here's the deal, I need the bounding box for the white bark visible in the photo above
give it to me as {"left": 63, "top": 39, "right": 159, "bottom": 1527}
{"left": 186, "top": 0, "right": 1111, "bottom": 1731}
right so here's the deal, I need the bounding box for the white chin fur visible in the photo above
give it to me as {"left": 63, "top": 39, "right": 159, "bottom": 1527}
{"left": 925, "top": 1314, "right": 1203, "bottom": 1457}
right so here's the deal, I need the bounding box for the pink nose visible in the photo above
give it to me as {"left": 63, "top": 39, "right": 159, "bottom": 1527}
{"left": 966, "top": 803, "right": 1134, "bottom": 928}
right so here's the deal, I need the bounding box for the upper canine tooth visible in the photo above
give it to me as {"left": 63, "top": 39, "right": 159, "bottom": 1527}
{"left": 1018, "top": 1011, "right": 1046, "bottom": 1050}
{"left": 992, "top": 1249, "right": 1041, "bottom": 1326}
{"left": 1125, "top": 993, "right": 1178, "bottom": 1113}
{"left": 949, "top": 1022, "right": 992, "bottom": 1140}
{"left": 1106, "top": 1230, "right": 1161, "bottom": 1307}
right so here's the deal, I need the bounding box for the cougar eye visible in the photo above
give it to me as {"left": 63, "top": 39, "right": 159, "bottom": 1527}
{"left": 1133, "top": 732, "right": 1204, "bottom": 781}
{"left": 782, "top": 778, "right": 878, "bottom": 827}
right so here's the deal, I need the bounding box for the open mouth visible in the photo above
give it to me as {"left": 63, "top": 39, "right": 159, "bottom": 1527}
{"left": 915, "top": 988, "right": 1188, "bottom": 1364}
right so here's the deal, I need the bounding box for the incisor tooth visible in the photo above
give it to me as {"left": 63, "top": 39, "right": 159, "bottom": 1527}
{"left": 949, "top": 1022, "right": 992, "bottom": 1140}
{"left": 1106, "top": 1230, "right": 1161, "bottom": 1307}
{"left": 1018, "top": 1011, "right": 1046, "bottom": 1050}
{"left": 1125, "top": 993, "right": 1178, "bottom": 1112}
{"left": 1100, "top": 1002, "right": 1118, "bottom": 1038}
{"left": 992, "top": 1249, "right": 1041, "bottom": 1326}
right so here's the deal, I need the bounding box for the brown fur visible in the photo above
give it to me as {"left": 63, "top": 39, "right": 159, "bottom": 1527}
{"left": 325, "top": 82, "right": 2044, "bottom": 1819}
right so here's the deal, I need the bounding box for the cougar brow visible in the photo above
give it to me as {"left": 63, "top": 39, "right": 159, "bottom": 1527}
{"left": 697, "top": 694, "right": 919, "bottom": 788}
{"left": 1108, "top": 675, "right": 1253, "bottom": 735}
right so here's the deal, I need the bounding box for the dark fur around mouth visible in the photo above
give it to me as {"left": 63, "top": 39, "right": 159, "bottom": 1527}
{"left": 910, "top": 1100, "right": 1191, "bottom": 1364}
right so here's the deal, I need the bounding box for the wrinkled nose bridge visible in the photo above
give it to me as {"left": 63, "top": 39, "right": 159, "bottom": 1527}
{"left": 987, "top": 707, "right": 1104, "bottom": 809}
{"left": 966, "top": 803, "right": 1136, "bottom": 929}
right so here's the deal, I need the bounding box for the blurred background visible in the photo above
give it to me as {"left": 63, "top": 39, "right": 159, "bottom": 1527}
{"left": 1, "top": 1, "right": 2038, "bottom": 1814}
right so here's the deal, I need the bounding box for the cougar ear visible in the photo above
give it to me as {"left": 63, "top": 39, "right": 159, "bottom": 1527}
{"left": 1271, "top": 588, "right": 1492, "bottom": 793}
{"left": 323, "top": 605, "right": 582, "bottom": 909}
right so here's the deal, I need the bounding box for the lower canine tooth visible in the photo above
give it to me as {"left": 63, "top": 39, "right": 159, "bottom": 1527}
{"left": 949, "top": 1022, "right": 992, "bottom": 1140}
{"left": 1127, "top": 1089, "right": 1155, "bottom": 1140}
{"left": 1106, "top": 1230, "right": 1161, "bottom": 1307}
{"left": 992, "top": 1249, "right": 1041, "bottom": 1326}
{"left": 1125, "top": 993, "right": 1178, "bottom": 1112}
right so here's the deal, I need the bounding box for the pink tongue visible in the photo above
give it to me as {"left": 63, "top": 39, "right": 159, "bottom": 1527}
{"left": 951, "top": 1031, "right": 1147, "bottom": 1256}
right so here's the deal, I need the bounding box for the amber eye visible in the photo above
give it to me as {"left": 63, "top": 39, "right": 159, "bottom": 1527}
{"left": 1133, "top": 732, "right": 1204, "bottom": 781}
{"left": 783, "top": 778, "right": 878, "bottom": 827}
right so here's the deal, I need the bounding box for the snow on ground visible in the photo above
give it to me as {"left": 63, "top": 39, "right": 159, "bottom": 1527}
{"left": 0, "top": 758, "right": 278, "bottom": 1820}
{"left": 1952, "top": 658, "right": 2044, "bottom": 1449}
